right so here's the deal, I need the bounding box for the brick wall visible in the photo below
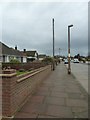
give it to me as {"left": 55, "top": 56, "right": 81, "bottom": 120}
{"left": 2, "top": 65, "right": 51, "bottom": 118}
{"left": 2, "top": 69, "right": 17, "bottom": 117}
{"left": 0, "top": 74, "right": 2, "bottom": 119}
{"left": 2, "top": 62, "right": 47, "bottom": 70}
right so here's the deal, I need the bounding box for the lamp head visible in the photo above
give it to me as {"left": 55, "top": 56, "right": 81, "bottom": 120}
{"left": 68, "top": 25, "right": 73, "bottom": 27}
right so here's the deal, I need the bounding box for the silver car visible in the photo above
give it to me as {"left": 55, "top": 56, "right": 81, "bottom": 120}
{"left": 64, "top": 59, "right": 68, "bottom": 64}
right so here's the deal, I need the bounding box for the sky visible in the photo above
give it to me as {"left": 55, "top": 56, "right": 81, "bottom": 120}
{"left": 0, "top": 0, "right": 89, "bottom": 57}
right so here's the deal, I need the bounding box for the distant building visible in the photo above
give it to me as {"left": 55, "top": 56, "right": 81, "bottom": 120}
{"left": 22, "top": 50, "right": 38, "bottom": 62}
{"left": 38, "top": 54, "right": 46, "bottom": 61}
{"left": 0, "top": 42, "right": 27, "bottom": 63}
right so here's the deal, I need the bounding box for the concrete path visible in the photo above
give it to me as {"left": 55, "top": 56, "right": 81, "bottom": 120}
{"left": 14, "top": 63, "right": 88, "bottom": 118}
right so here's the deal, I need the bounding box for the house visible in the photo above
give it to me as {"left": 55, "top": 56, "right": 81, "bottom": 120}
{"left": 0, "top": 42, "right": 27, "bottom": 63}
{"left": 38, "top": 54, "right": 46, "bottom": 61}
{"left": 22, "top": 50, "right": 38, "bottom": 62}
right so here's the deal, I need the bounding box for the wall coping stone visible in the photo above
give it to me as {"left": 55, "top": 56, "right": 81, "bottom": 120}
{"left": 0, "top": 69, "right": 16, "bottom": 77}
{"left": 17, "top": 67, "right": 44, "bottom": 78}
{"left": 17, "top": 65, "right": 50, "bottom": 83}
{"left": 0, "top": 73, "right": 17, "bottom": 77}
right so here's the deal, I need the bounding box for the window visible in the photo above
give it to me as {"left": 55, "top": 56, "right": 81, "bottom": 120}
{"left": 0, "top": 56, "right": 2, "bottom": 62}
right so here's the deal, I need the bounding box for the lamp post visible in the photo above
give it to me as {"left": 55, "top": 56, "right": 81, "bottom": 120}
{"left": 68, "top": 24, "right": 73, "bottom": 74}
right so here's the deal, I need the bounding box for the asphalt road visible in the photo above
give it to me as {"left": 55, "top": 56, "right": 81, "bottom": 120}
{"left": 71, "top": 63, "right": 88, "bottom": 93}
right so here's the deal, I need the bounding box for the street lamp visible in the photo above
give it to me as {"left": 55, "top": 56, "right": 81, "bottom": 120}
{"left": 68, "top": 24, "right": 73, "bottom": 74}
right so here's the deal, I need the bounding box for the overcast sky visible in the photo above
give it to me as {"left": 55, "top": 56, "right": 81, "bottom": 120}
{"left": 0, "top": 0, "right": 89, "bottom": 56}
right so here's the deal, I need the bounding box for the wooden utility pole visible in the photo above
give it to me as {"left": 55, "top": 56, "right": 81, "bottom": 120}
{"left": 52, "top": 18, "right": 55, "bottom": 70}
{"left": 53, "top": 18, "right": 55, "bottom": 58}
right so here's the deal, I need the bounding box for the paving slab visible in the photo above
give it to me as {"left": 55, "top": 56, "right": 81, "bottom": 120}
{"left": 45, "top": 105, "right": 73, "bottom": 118}
{"left": 15, "top": 112, "right": 37, "bottom": 118}
{"left": 37, "top": 115, "right": 58, "bottom": 118}
{"left": 29, "top": 95, "right": 45, "bottom": 104}
{"left": 34, "top": 90, "right": 50, "bottom": 96}
{"left": 67, "top": 93, "right": 86, "bottom": 99}
{"left": 18, "top": 102, "right": 47, "bottom": 115}
{"left": 71, "top": 107, "right": 88, "bottom": 113}
{"left": 14, "top": 62, "right": 88, "bottom": 119}
{"left": 66, "top": 99, "right": 88, "bottom": 107}
{"left": 44, "top": 96, "right": 65, "bottom": 106}
{"left": 50, "top": 91, "right": 68, "bottom": 98}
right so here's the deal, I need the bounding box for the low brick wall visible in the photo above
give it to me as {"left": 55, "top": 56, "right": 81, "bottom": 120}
{"left": 2, "top": 62, "right": 47, "bottom": 70}
{"left": 0, "top": 73, "right": 2, "bottom": 119}
{"left": 1, "top": 65, "right": 51, "bottom": 118}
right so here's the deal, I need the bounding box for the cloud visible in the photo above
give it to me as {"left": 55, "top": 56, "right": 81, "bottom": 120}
{"left": 1, "top": 2, "right": 88, "bottom": 56}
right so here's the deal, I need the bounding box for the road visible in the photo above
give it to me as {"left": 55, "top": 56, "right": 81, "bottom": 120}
{"left": 65, "top": 62, "right": 88, "bottom": 93}
{"left": 71, "top": 63, "right": 88, "bottom": 93}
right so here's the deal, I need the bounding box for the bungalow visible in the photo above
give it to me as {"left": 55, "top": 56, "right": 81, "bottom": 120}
{"left": 0, "top": 42, "right": 27, "bottom": 63}
{"left": 38, "top": 54, "right": 46, "bottom": 61}
{"left": 23, "top": 50, "right": 38, "bottom": 62}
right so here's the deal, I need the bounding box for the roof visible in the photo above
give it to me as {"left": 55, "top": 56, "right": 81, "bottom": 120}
{"left": 0, "top": 42, "right": 23, "bottom": 56}
{"left": 24, "top": 51, "right": 38, "bottom": 57}
{"left": 38, "top": 54, "right": 46, "bottom": 58}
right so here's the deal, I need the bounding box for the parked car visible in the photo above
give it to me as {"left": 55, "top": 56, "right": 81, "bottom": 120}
{"left": 64, "top": 59, "right": 68, "bottom": 64}
{"left": 71, "top": 59, "right": 74, "bottom": 62}
{"left": 73, "top": 59, "right": 79, "bottom": 63}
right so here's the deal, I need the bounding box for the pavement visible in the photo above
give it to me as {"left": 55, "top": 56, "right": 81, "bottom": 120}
{"left": 14, "top": 62, "right": 88, "bottom": 119}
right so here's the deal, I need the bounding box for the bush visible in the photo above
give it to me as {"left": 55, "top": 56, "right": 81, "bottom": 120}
{"left": 19, "top": 69, "right": 25, "bottom": 72}
{"left": 42, "top": 57, "right": 53, "bottom": 64}
{"left": 10, "top": 59, "right": 20, "bottom": 64}
{"left": 80, "top": 58, "right": 86, "bottom": 63}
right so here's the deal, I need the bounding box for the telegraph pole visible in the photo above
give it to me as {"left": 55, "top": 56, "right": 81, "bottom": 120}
{"left": 52, "top": 18, "right": 55, "bottom": 70}
{"left": 53, "top": 18, "right": 55, "bottom": 58}
{"left": 59, "top": 48, "right": 61, "bottom": 58}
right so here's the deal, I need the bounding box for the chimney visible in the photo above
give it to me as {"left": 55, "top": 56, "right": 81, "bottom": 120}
{"left": 15, "top": 45, "right": 17, "bottom": 50}
{"left": 24, "top": 49, "right": 26, "bottom": 52}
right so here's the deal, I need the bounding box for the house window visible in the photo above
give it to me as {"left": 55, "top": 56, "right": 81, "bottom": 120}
{"left": 3, "top": 55, "right": 5, "bottom": 63}
{"left": 0, "top": 56, "right": 2, "bottom": 62}
{"left": 21, "top": 57, "right": 23, "bottom": 63}
{"left": 9, "top": 56, "right": 14, "bottom": 61}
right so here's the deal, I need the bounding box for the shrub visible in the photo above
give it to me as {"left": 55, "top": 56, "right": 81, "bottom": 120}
{"left": 42, "top": 57, "right": 53, "bottom": 64}
{"left": 10, "top": 59, "right": 20, "bottom": 64}
{"left": 19, "top": 69, "right": 25, "bottom": 72}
